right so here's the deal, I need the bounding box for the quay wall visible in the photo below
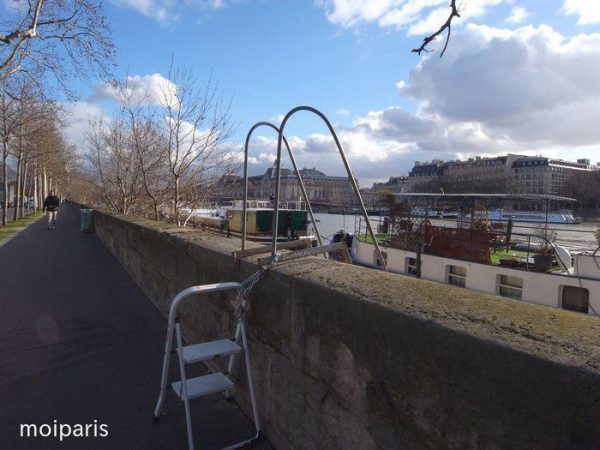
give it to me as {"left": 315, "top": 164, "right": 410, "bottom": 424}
{"left": 91, "top": 208, "right": 600, "bottom": 450}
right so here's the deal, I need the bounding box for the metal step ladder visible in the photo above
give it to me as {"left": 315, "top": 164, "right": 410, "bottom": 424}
{"left": 153, "top": 282, "right": 261, "bottom": 450}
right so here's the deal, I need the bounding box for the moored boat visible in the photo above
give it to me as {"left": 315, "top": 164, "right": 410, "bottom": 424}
{"left": 350, "top": 235, "right": 600, "bottom": 315}
{"left": 339, "top": 192, "right": 599, "bottom": 315}
{"left": 183, "top": 199, "right": 313, "bottom": 243}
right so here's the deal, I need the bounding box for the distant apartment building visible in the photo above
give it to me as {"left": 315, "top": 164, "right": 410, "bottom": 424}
{"left": 441, "top": 155, "right": 522, "bottom": 192}
{"left": 214, "top": 166, "right": 355, "bottom": 205}
{"left": 512, "top": 157, "right": 596, "bottom": 196}
{"left": 406, "top": 160, "right": 445, "bottom": 192}
{"left": 371, "top": 176, "right": 409, "bottom": 193}
{"left": 406, "top": 154, "right": 598, "bottom": 196}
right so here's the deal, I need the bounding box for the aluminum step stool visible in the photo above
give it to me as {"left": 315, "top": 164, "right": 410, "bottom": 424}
{"left": 153, "top": 282, "right": 261, "bottom": 450}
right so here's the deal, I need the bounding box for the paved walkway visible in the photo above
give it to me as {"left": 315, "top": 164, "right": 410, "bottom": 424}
{"left": 0, "top": 205, "right": 267, "bottom": 449}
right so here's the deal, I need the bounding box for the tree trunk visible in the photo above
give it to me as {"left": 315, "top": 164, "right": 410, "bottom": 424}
{"left": 42, "top": 166, "right": 47, "bottom": 200}
{"left": 2, "top": 141, "right": 8, "bottom": 226}
{"left": 21, "top": 160, "right": 28, "bottom": 216}
{"left": 33, "top": 165, "right": 39, "bottom": 211}
{"left": 37, "top": 171, "right": 43, "bottom": 211}
{"left": 175, "top": 175, "right": 180, "bottom": 226}
{"left": 13, "top": 152, "right": 22, "bottom": 221}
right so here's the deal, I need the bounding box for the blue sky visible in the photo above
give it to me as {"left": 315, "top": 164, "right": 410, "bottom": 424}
{"left": 50, "top": 0, "right": 600, "bottom": 185}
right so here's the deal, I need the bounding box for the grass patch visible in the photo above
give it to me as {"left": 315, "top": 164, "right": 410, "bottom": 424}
{"left": 357, "top": 233, "right": 391, "bottom": 245}
{"left": 489, "top": 249, "right": 530, "bottom": 265}
{"left": 0, "top": 212, "right": 44, "bottom": 242}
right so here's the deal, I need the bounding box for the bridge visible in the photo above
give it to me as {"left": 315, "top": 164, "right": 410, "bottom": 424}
{"left": 1, "top": 204, "right": 600, "bottom": 449}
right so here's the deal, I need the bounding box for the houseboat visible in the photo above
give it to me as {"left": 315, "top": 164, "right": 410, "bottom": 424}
{"left": 350, "top": 235, "right": 600, "bottom": 316}
{"left": 183, "top": 200, "right": 312, "bottom": 242}
{"left": 340, "top": 193, "right": 599, "bottom": 316}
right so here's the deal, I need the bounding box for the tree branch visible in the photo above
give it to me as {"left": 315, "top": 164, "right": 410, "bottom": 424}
{"left": 412, "top": 0, "right": 460, "bottom": 57}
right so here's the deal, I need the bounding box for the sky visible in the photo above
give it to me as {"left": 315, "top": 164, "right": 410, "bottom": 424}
{"left": 26, "top": 0, "right": 600, "bottom": 186}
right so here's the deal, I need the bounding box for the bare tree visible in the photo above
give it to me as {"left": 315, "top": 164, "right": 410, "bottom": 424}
{"left": 0, "top": 79, "right": 19, "bottom": 224}
{"left": 81, "top": 64, "right": 238, "bottom": 223}
{"left": 160, "top": 65, "right": 236, "bottom": 225}
{"left": 564, "top": 171, "right": 600, "bottom": 219}
{"left": 85, "top": 118, "right": 148, "bottom": 215}
{"left": 1, "top": 0, "right": 115, "bottom": 91}
{"left": 10, "top": 80, "right": 56, "bottom": 220}
{"left": 119, "top": 86, "right": 171, "bottom": 220}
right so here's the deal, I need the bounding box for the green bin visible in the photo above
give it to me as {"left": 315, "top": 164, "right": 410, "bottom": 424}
{"left": 80, "top": 209, "right": 94, "bottom": 233}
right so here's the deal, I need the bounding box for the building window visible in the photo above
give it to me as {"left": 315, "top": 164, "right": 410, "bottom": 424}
{"left": 498, "top": 275, "right": 523, "bottom": 300}
{"left": 406, "top": 257, "right": 418, "bottom": 276}
{"left": 447, "top": 265, "right": 466, "bottom": 287}
{"left": 374, "top": 250, "right": 388, "bottom": 267}
{"left": 561, "top": 286, "right": 589, "bottom": 314}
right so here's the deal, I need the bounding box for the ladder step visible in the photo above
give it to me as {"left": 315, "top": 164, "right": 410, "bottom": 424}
{"left": 180, "top": 339, "right": 241, "bottom": 364}
{"left": 172, "top": 372, "right": 234, "bottom": 400}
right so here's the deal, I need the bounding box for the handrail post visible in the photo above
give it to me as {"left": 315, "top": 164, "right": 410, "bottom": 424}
{"left": 273, "top": 106, "right": 387, "bottom": 271}
{"left": 242, "top": 122, "right": 324, "bottom": 253}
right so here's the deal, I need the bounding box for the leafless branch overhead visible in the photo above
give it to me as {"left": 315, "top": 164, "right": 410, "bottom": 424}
{"left": 412, "top": 0, "right": 461, "bottom": 58}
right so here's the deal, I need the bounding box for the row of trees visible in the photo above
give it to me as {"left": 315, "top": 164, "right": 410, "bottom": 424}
{"left": 1, "top": 0, "right": 112, "bottom": 226}
{"left": 564, "top": 171, "right": 600, "bottom": 218}
{"left": 0, "top": 77, "right": 74, "bottom": 225}
{"left": 83, "top": 67, "right": 238, "bottom": 225}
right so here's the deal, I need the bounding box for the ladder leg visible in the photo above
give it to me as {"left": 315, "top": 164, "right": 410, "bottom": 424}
{"left": 225, "top": 322, "right": 242, "bottom": 400}
{"left": 240, "top": 320, "right": 261, "bottom": 436}
{"left": 154, "top": 319, "right": 176, "bottom": 419}
{"left": 176, "top": 321, "right": 195, "bottom": 450}
{"left": 227, "top": 322, "right": 242, "bottom": 375}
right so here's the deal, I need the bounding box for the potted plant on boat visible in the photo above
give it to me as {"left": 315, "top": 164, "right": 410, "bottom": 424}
{"left": 533, "top": 226, "right": 556, "bottom": 272}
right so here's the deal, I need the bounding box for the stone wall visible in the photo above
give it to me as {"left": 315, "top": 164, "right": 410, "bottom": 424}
{"left": 92, "top": 208, "right": 600, "bottom": 450}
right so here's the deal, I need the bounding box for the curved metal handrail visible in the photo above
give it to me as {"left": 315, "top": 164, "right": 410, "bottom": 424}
{"left": 271, "top": 106, "right": 388, "bottom": 271}
{"left": 242, "top": 121, "right": 325, "bottom": 253}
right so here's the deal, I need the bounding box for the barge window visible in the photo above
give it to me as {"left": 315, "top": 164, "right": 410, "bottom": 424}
{"left": 374, "top": 250, "right": 388, "bottom": 267}
{"left": 561, "top": 286, "right": 589, "bottom": 314}
{"left": 406, "top": 257, "right": 418, "bottom": 276}
{"left": 498, "top": 275, "right": 523, "bottom": 300}
{"left": 447, "top": 265, "right": 466, "bottom": 288}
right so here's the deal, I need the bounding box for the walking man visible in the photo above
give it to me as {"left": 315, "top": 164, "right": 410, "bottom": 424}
{"left": 43, "top": 190, "right": 60, "bottom": 230}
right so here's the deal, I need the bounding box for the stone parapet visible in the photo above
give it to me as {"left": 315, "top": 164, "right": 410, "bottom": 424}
{"left": 92, "top": 208, "right": 600, "bottom": 450}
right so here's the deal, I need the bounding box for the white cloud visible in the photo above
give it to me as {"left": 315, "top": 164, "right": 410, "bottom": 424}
{"left": 562, "top": 0, "right": 600, "bottom": 25}
{"left": 191, "top": 0, "right": 229, "bottom": 9}
{"left": 61, "top": 102, "right": 109, "bottom": 151}
{"left": 506, "top": 6, "right": 528, "bottom": 24}
{"left": 111, "top": 0, "right": 175, "bottom": 23}
{"left": 94, "top": 73, "right": 178, "bottom": 108}
{"left": 336, "top": 108, "right": 351, "bottom": 116}
{"left": 267, "top": 114, "right": 285, "bottom": 124}
{"left": 320, "top": 0, "right": 508, "bottom": 35}
{"left": 111, "top": 0, "right": 232, "bottom": 24}
{"left": 402, "top": 24, "right": 600, "bottom": 147}
{"left": 240, "top": 24, "right": 600, "bottom": 184}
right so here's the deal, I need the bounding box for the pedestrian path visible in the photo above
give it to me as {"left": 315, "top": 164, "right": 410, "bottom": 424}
{"left": 0, "top": 204, "right": 267, "bottom": 449}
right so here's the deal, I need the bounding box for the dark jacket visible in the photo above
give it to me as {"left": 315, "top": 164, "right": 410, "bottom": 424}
{"left": 43, "top": 195, "right": 60, "bottom": 212}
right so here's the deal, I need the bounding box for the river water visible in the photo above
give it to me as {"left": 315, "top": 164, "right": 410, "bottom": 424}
{"left": 309, "top": 213, "right": 599, "bottom": 253}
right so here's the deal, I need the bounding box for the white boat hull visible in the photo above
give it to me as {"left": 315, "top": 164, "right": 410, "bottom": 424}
{"left": 351, "top": 239, "right": 600, "bottom": 315}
